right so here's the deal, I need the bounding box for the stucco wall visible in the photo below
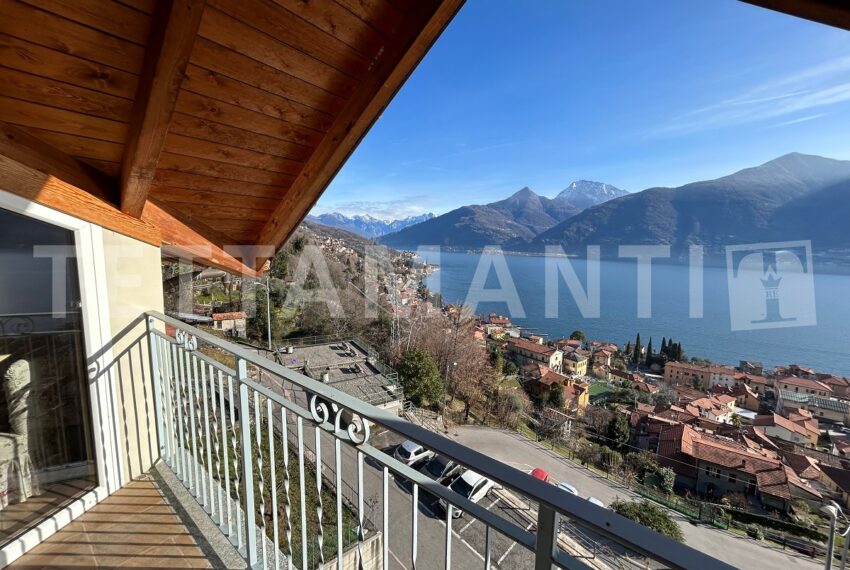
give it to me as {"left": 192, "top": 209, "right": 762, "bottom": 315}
{"left": 100, "top": 229, "right": 164, "bottom": 483}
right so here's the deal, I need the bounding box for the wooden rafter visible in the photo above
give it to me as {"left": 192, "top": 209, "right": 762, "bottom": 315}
{"left": 120, "top": 0, "right": 206, "bottom": 217}
{"left": 141, "top": 200, "right": 263, "bottom": 278}
{"left": 0, "top": 121, "right": 160, "bottom": 246}
{"left": 254, "top": 0, "right": 465, "bottom": 269}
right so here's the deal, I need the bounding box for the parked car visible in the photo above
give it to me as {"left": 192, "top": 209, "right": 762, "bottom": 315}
{"left": 421, "top": 454, "right": 462, "bottom": 484}
{"left": 440, "top": 470, "right": 495, "bottom": 518}
{"left": 530, "top": 468, "right": 552, "bottom": 483}
{"left": 557, "top": 482, "right": 579, "bottom": 495}
{"left": 393, "top": 440, "right": 432, "bottom": 466}
{"left": 587, "top": 496, "right": 605, "bottom": 508}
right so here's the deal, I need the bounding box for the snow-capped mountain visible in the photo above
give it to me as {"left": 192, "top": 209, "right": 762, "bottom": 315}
{"left": 555, "top": 180, "right": 627, "bottom": 211}
{"left": 306, "top": 212, "right": 435, "bottom": 238}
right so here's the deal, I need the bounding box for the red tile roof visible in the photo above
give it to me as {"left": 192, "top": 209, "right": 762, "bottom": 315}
{"left": 212, "top": 311, "right": 247, "bottom": 321}
{"left": 511, "top": 338, "right": 557, "bottom": 357}
{"left": 777, "top": 376, "right": 833, "bottom": 393}
{"left": 752, "top": 413, "right": 809, "bottom": 437}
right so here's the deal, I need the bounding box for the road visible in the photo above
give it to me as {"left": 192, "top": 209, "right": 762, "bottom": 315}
{"left": 449, "top": 426, "right": 822, "bottom": 570}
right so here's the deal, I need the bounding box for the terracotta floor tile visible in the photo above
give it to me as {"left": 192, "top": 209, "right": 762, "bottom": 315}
{"left": 9, "top": 478, "right": 214, "bottom": 569}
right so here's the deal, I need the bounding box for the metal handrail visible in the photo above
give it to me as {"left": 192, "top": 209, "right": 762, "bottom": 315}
{"left": 147, "top": 310, "right": 731, "bottom": 569}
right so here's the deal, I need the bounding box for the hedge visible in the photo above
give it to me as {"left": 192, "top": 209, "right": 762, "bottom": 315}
{"left": 725, "top": 507, "right": 827, "bottom": 542}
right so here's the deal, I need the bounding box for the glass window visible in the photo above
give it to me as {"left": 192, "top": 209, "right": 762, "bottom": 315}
{"left": 0, "top": 208, "right": 95, "bottom": 545}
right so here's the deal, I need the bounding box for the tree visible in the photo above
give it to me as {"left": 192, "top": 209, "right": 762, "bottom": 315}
{"left": 632, "top": 333, "right": 642, "bottom": 364}
{"left": 396, "top": 348, "right": 445, "bottom": 406}
{"left": 247, "top": 291, "right": 284, "bottom": 343}
{"left": 645, "top": 337, "right": 653, "bottom": 367}
{"left": 610, "top": 499, "right": 684, "bottom": 542}
{"left": 605, "top": 413, "right": 631, "bottom": 451}
{"left": 656, "top": 466, "right": 676, "bottom": 494}
{"left": 584, "top": 406, "right": 613, "bottom": 436}
{"left": 625, "top": 451, "right": 660, "bottom": 483}
{"left": 548, "top": 385, "right": 565, "bottom": 410}
{"left": 660, "top": 337, "right": 667, "bottom": 356}
{"left": 624, "top": 341, "right": 632, "bottom": 359}
{"left": 569, "top": 330, "right": 586, "bottom": 342}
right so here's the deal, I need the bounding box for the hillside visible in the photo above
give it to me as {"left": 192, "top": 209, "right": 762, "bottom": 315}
{"left": 530, "top": 153, "right": 850, "bottom": 255}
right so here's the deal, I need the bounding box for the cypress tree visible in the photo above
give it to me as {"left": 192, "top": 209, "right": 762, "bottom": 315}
{"left": 633, "top": 333, "right": 642, "bottom": 363}
{"left": 645, "top": 338, "right": 653, "bottom": 367}
{"left": 660, "top": 337, "right": 667, "bottom": 356}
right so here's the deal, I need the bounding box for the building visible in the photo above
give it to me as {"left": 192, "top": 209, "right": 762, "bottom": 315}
{"left": 817, "top": 375, "right": 850, "bottom": 400}
{"left": 707, "top": 365, "right": 738, "bottom": 390}
{"left": 776, "top": 376, "right": 832, "bottom": 398}
{"left": 522, "top": 364, "right": 589, "bottom": 413}
{"left": 0, "top": 0, "right": 833, "bottom": 567}
{"left": 820, "top": 466, "right": 850, "bottom": 510}
{"left": 508, "top": 338, "right": 563, "bottom": 373}
{"left": 688, "top": 395, "right": 736, "bottom": 423}
{"left": 777, "top": 390, "right": 850, "bottom": 426}
{"left": 591, "top": 348, "right": 615, "bottom": 368}
{"left": 664, "top": 361, "right": 712, "bottom": 389}
{"left": 739, "top": 361, "right": 765, "bottom": 376}
{"left": 562, "top": 350, "right": 589, "bottom": 377}
{"left": 752, "top": 413, "right": 818, "bottom": 448}
{"left": 659, "top": 424, "right": 822, "bottom": 511}
{"left": 211, "top": 311, "right": 247, "bottom": 337}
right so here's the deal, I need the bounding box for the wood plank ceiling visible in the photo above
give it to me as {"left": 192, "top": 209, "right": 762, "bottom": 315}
{"left": 0, "top": 0, "right": 462, "bottom": 274}
{"left": 0, "top": 0, "right": 844, "bottom": 274}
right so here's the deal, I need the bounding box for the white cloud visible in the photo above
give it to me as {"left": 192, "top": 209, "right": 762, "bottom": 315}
{"left": 648, "top": 55, "right": 850, "bottom": 137}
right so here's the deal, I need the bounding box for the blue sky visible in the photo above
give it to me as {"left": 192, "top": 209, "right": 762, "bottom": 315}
{"left": 313, "top": 0, "right": 850, "bottom": 220}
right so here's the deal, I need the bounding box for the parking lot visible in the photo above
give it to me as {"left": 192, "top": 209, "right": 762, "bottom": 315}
{"left": 386, "top": 443, "right": 622, "bottom": 570}
{"left": 391, "top": 472, "right": 537, "bottom": 569}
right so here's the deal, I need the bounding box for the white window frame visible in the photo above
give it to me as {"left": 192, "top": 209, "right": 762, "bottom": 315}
{"left": 0, "top": 189, "right": 123, "bottom": 565}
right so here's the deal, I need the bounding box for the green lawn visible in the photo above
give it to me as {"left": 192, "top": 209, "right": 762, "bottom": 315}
{"left": 588, "top": 382, "right": 615, "bottom": 397}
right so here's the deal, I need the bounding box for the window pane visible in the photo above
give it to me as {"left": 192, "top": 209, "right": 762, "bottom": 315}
{"left": 0, "top": 208, "right": 95, "bottom": 545}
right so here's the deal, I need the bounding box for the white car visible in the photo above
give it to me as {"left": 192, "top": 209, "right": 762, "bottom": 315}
{"left": 557, "top": 482, "right": 579, "bottom": 496}
{"left": 440, "top": 470, "right": 494, "bottom": 518}
{"left": 393, "top": 440, "right": 432, "bottom": 466}
{"left": 587, "top": 496, "right": 605, "bottom": 508}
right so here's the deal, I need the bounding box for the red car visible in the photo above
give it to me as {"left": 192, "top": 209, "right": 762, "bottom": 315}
{"left": 530, "top": 468, "right": 552, "bottom": 483}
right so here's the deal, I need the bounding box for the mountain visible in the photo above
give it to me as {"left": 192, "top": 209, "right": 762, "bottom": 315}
{"left": 378, "top": 187, "right": 583, "bottom": 248}
{"left": 555, "top": 180, "right": 627, "bottom": 210}
{"left": 305, "top": 212, "right": 434, "bottom": 238}
{"left": 530, "top": 153, "right": 850, "bottom": 255}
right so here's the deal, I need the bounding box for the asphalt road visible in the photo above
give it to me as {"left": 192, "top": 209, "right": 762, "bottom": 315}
{"left": 449, "top": 426, "right": 822, "bottom": 570}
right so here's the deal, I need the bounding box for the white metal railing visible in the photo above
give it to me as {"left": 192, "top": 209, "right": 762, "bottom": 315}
{"left": 144, "top": 311, "right": 732, "bottom": 570}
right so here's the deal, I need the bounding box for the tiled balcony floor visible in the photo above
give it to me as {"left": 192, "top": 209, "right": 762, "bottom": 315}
{"left": 9, "top": 478, "right": 213, "bottom": 569}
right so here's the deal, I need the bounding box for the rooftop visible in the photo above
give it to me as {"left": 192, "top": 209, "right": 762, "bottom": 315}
{"left": 283, "top": 339, "right": 403, "bottom": 406}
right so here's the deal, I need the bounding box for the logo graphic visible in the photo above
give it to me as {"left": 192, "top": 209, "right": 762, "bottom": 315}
{"left": 726, "top": 241, "right": 816, "bottom": 331}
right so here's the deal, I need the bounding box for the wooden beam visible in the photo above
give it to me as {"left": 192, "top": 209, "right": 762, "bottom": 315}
{"left": 0, "top": 121, "right": 160, "bottom": 246}
{"left": 254, "top": 0, "right": 464, "bottom": 269}
{"left": 120, "top": 0, "right": 206, "bottom": 217}
{"left": 141, "top": 200, "right": 263, "bottom": 278}
{"left": 742, "top": 1, "right": 850, "bottom": 31}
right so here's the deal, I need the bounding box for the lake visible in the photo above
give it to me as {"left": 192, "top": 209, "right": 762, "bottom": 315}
{"left": 418, "top": 250, "right": 850, "bottom": 376}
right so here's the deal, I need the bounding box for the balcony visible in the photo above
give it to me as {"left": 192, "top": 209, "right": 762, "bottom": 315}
{"left": 12, "top": 311, "right": 731, "bottom": 569}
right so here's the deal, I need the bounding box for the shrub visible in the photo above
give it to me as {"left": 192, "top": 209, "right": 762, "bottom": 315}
{"left": 747, "top": 524, "right": 764, "bottom": 540}
{"left": 611, "top": 499, "right": 684, "bottom": 542}
{"left": 656, "top": 466, "right": 676, "bottom": 494}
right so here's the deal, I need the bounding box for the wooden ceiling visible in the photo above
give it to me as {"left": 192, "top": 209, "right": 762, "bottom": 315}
{"left": 0, "top": 0, "right": 463, "bottom": 275}
{"left": 1, "top": 0, "right": 846, "bottom": 275}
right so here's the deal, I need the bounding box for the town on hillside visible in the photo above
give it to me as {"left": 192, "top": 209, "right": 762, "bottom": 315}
{"left": 163, "top": 221, "right": 850, "bottom": 561}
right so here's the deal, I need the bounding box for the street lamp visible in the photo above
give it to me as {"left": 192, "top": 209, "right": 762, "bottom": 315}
{"left": 823, "top": 503, "right": 840, "bottom": 570}
{"left": 254, "top": 276, "right": 272, "bottom": 351}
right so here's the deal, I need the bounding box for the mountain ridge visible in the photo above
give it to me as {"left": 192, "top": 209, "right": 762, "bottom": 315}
{"left": 306, "top": 212, "right": 434, "bottom": 238}
{"left": 379, "top": 180, "right": 622, "bottom": 248}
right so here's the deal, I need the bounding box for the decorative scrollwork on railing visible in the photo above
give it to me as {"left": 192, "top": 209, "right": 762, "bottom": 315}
{"left": 175, "top": 329, "right": 198, "bottom": 351}
{"left": 0, "top": 316, "right": 34, "bottom": 337}
{"left": 308, "top": 394, "right": 371, "bottom": 445}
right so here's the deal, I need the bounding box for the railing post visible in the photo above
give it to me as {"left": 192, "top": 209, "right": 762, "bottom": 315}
{"left": 237, "top": 358, "right": 258, "bottom": 567}
{"left": 146, "top": 316, "right": 167, "bottom": 461}
{"left": 535, "top": 504, "right": 559, "bottom": 570}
